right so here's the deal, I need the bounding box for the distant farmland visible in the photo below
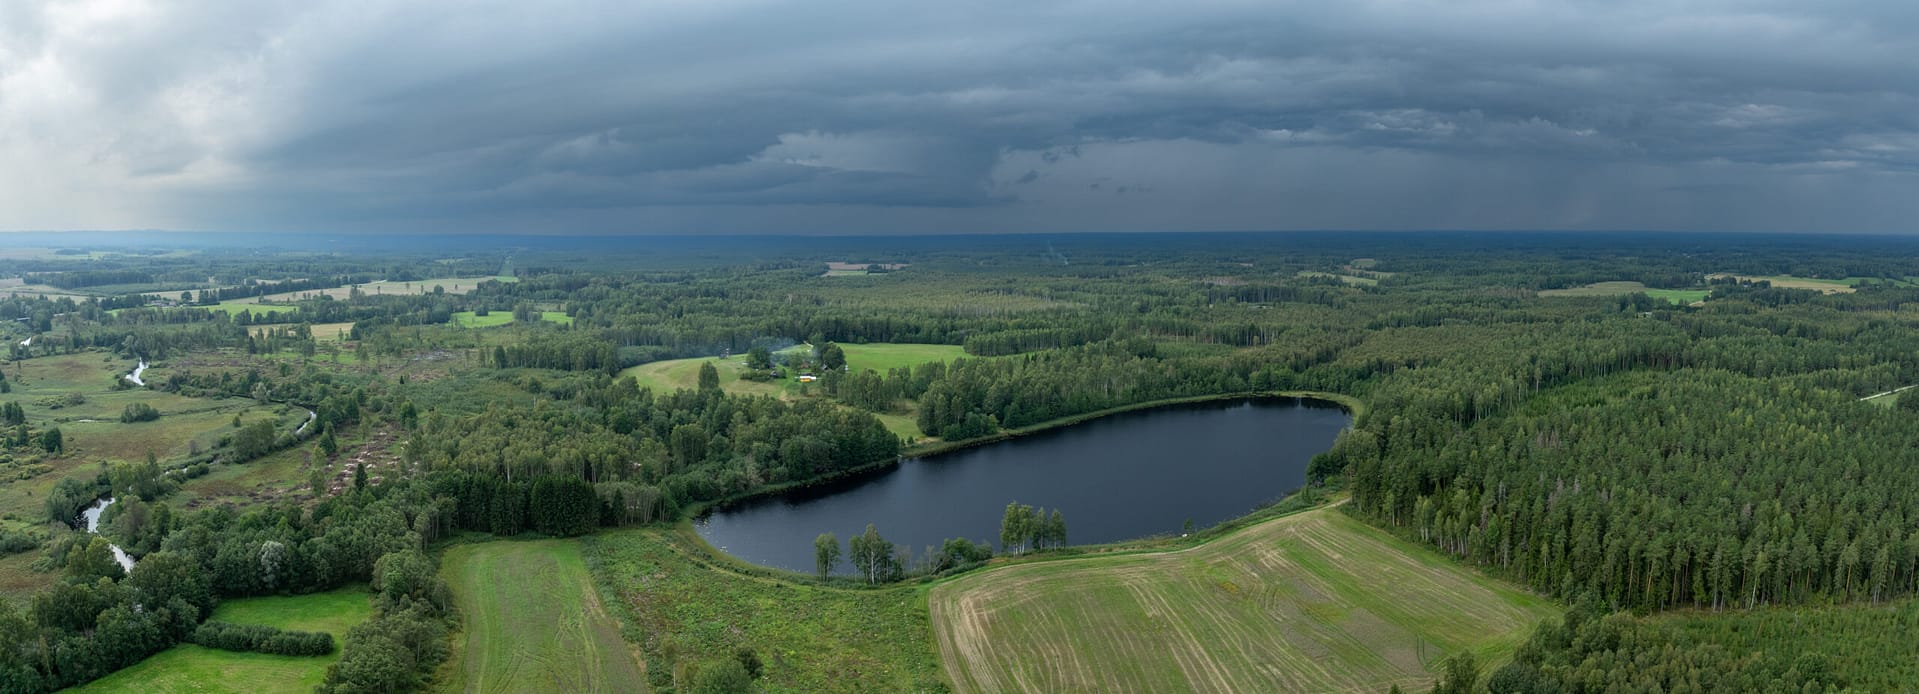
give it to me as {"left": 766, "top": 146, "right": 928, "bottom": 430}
{"left": 929, "top": 507, "right": 1556, "bottom": 693}
{"left": 1539, "top": 281, "right": 1708, "bottom": 304}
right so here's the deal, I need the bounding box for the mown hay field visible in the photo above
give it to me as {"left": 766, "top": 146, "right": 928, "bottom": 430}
{"left": 930, "top": 507, "right": 1557, "bottom": 693}
{"left": 439, "top": 539, "right": 647, "bottom": 694}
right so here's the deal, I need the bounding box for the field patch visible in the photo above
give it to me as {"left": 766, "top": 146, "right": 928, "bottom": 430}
{"left": 822, "top": 262, "right": 909, "bottom": 277}
{"left": 1297, "top": 270, "right": 1378, "bottom": 286}
{"left": 1539, "top": 281, "right": 1708, "bottom": 304}
{"left": 450, "top": 311, "right": 571, "bottom": 328}
{"left": 70, "top": 585, "right": 371, "bottom": 694}
{"left": 620, "top": 344, "right": 961, "bottom": 440}
{"left": 585, "top": 528, "right": 946, "bottom": 693}
{"left": 1704, "top": 274, "right": 1919, "bottom": 293}
{"left": 225, "top": 277, "right": 494, "bottom": 305}
{"left": 440, "top": 539, "right": 646, "bottom": 694}
{"left": 838, "top": 342, "right": 967, "bottom": 374}
{"left": 619, "top": 357, "right": 785, "bottom": 399}
{"left": 929, "top": 507, "right": 1557, "bottom": 694}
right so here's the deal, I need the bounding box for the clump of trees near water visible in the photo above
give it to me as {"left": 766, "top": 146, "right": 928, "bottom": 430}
{"left": 999, "top": 502, "right": 1066, "bottom": 555}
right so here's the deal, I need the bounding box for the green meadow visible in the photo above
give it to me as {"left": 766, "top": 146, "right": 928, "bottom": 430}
{"left": 70, "top": 586, "right": 372, "bottom": 694}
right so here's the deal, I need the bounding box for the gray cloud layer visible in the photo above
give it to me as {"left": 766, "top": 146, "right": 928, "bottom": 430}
{"left": 3, "top": 0, "right": 1916, "bottom": 233}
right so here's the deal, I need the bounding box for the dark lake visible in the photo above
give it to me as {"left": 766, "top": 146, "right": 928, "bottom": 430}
{"left": 695, "top": 396, "right": 1350, "bottom": 574}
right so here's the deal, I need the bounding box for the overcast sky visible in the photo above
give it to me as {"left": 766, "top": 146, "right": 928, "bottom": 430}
{"left": 2, "top": 0, "right": 1916, "bottom": 235}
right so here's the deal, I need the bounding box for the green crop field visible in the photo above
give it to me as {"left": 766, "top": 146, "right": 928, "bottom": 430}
{"left": 70, "top": 585, "right": 371, "bottom": 694}
{"left": 584, "top": 529, "right": 947, "bottom": 693}
{"left": 439, "top": 539, "right": 646, "bottom": 694}
{"left": 929, "top": 507, "right": 1557, "bottom": 694}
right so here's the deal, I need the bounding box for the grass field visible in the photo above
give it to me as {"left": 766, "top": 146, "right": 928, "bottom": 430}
{"left": 71, "top": 585, "right": 371, "bottom": 694}
{"left": 619, "top": 356, "right": 786, "bottom": 399}
{"left": 1539, "top": 281, "right": 1709, "bottom": 304}
{"left": 585, "top": 529, "right": 947, "bottom": 693}
{"left": 837, "top": 343, "right": 967, "bottom": 374}
{"left": 929, "top": 507, "right": 1557, "bottom": 693}
{"left": 450, "top": 311, "right": 572, "bottom": 328}
{"left": 439, "top": 540, "right": 647, "bottom": 694}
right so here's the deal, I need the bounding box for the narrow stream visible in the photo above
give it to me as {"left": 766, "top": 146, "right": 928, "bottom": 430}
{"left": 80, "top": 497, "right": 136, "bottom": 573}
{"left": 123, "top": 360, "right": 148, "bottom": 386}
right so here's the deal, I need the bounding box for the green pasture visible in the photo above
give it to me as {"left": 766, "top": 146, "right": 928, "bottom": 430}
{"left": 438, "top": 540, "right": 646, "bottom": 693}
{"left": 71, "top": 585, "right": 371, "bottom": 694}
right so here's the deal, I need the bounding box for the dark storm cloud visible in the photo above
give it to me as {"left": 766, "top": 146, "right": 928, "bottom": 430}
{"left": 2, "top": 0, "right": 1917, "bottom": 233}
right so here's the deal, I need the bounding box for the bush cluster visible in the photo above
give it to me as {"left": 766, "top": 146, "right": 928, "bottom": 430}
{"left": 191, "top": 621, "right": 335, "bottom": 656}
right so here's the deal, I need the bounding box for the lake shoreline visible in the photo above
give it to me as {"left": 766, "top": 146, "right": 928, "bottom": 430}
{"left": 690, "top": 391, "right": 1355, "bottom": 574}
{"left": 681, "top": 389, "right": 1358, "bottom": 520}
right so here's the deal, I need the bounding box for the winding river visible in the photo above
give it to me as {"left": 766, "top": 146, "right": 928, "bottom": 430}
{"left": 696, "top": 397, "right": 1350, "bottom": 574}
{"left": 80, "top": 497, "right": 136, "bottom": 573}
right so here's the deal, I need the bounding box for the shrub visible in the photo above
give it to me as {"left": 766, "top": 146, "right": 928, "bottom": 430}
{"left": 120, "top": 403, "right": 161, "bottom": 423}
{"left": 190, "top": 621, "right": 336, "bottom": 656}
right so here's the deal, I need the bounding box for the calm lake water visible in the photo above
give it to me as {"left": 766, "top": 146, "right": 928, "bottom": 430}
{"left": 696, "top": 397, "right": 1350, "bottom": 574}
